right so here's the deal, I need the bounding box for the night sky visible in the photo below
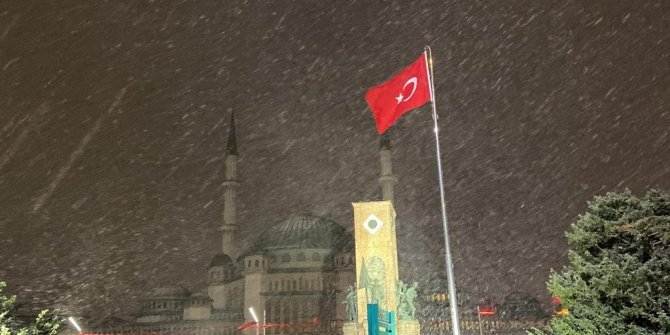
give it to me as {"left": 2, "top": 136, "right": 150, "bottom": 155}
{"left": 1, "top": 0, "right": 669, "bottom": 321}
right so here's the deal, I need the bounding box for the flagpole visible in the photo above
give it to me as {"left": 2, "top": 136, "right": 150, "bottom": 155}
{"left": 477, "top": 306, "right": 484, "bottom": 335}
{"left": 423, "top": 46, "right": 462, "bottom": 335}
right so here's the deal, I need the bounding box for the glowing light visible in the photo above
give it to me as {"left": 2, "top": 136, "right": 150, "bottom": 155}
{"left": 249, "top": 307, "right": 259, "bottom": 323}
{"left": 477, "top": 306, "right": 496, "bottom": 317}
{"left": 68, "top": 316, "right": 83, "bottom": 333}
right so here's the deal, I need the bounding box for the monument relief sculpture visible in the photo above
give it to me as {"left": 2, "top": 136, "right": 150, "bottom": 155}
{"left": 397, "top": 280, "right": 419, "bottom": 320}
{"left": 344, "top": 285, "right": 357, "bottom": 322}
{"left": 359, "top": 256, "right": 387, "bottom": 311}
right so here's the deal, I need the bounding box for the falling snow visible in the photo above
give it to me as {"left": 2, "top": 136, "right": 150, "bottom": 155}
{"left": 0, "top": 0, "right": 669, "bottom": 325}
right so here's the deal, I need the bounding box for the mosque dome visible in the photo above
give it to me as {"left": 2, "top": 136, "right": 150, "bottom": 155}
{"left": 150, "top": 285, "right": 190, "bottom": 298}
{"left": 208, "top": 253, "right": 234, "bottom": 268}
{"left": 245, "top": 214, "right": 352, "bottom": 254}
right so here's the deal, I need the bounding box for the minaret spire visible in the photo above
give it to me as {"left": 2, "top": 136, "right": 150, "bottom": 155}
{"left": 221, "top": 112, "right": 239, "bottom": 257}
{"left": 378, "top": 132, "right": 397, "bottom": 202}
{"left": 226, "top": 112, "right": 238, "bottom": 155}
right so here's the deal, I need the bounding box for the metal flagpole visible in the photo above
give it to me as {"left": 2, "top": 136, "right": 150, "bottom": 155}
{"left": 423, "top": 46, "right": 462, "bottom": 335}
{"left": 478, "top": 306, "right": 484, "bottom": 335}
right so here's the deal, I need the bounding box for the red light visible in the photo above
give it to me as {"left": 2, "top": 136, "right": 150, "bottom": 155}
{"left": 477, "top": 306, "right": 496, "bottom": 317}
{"left": 236, "top": 321, "right": 258, "bottom": 330}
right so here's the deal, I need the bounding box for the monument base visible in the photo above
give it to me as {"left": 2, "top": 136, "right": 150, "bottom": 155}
{"left": 397, "top": 320, "right": 420, "bottom": 335}
{"left": 343, "top": 322, "right": 361, "bottom": 335}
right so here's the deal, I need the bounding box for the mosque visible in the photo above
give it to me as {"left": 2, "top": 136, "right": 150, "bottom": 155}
{"left": 85, "top": 114, "right": 548, "bottom": 335}
{"left": 106, "top": 113, "right": 399, "bottom": 335}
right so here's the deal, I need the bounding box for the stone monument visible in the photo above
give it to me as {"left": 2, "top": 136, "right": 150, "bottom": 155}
{"left": 343, "top": 201, "right": 420, "bottom": 335}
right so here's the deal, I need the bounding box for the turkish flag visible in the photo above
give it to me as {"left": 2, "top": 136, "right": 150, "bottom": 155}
{"left": 365, "top": 52, "right": 431, "bottom": 134}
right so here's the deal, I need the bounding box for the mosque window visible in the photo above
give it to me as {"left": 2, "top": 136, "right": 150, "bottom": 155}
{"left": 297, "top": 252, "right": 306, "bottom": 261}
{"left": 275, "top": 281, "right": 279, "bottom": 291}
{"left": 269, "top": 282, "right": 272, "bottom": 292}
{"left": 292, "top": 304, "right": 299, "bottom": 322}
{"left": 255, "top": 260, "right": 260, "bottom": 267}
{"left": 281, "top": 280, "right": 285, "bottom": 290}
{"left": 281, "top": 254, "right": 290, "bottom": 262}
{"left": 293, "top": 280, "right": 297, "bottom": 291}
{"left": 311, "top": 252, "right": 320, "bottom": 261}
{"left": 248, "top": 260, "right": 251, "bottom": 267}
{"left": 274, "top": 301, "right": 280, "bottom": 322}
{"left": 282, "top": 301, "right": 289, "bottom": 323}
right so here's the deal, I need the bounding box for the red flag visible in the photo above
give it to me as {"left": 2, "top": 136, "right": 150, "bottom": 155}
{"left": 365, "top": 52, "right": 431, "bottom": 134}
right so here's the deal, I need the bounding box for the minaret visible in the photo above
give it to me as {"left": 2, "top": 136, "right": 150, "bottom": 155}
{"left": 378, "top": 132, "right": 397, "bottom": 202}
{"left": 221, "top": 112, "right": 239, "bottom": 258}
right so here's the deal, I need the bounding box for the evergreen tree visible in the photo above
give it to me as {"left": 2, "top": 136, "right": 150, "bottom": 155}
{"left": 532, "top": 190, "right": 670, "bottom": 335}
{"left": 0, "top": 281, "right": 61, "bottom": 335}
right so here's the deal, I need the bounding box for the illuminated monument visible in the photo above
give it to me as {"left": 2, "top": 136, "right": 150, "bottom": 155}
{"left": 343, "top": 195, "right": 421, "bottom": 335}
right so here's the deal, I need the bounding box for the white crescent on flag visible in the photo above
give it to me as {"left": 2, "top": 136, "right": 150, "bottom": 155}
{"left": 395, "top": 77, "right": 418, "bottom": 104}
